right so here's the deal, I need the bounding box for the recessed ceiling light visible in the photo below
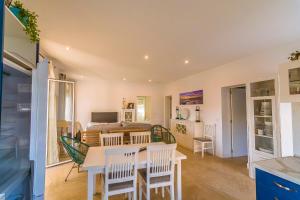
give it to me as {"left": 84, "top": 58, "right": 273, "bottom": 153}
{"left": 144, "top": 55, "right": 149, "bottom": 60}
{"left": 122, "top": 78, "right": 127, "bottom": 81}
{"left": 148, "top": 79, "right": 152, "bottom": 82}
{"left": 184, "top": 60, "right": 189, "bottom": 64}
{"left": 66, "top": 46, "right": 70, "bottom": 51}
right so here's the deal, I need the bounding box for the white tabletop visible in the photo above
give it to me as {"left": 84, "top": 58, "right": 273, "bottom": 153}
{"left": 83, "top": 143, "right": 187, "bottom": 171}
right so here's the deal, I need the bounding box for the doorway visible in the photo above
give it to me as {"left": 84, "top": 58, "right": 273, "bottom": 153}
{"left": 222, "top": 85, "right": 248, "bottom": 159}
{"left": 164, "top": 96, "right": 172, "bottom": 129}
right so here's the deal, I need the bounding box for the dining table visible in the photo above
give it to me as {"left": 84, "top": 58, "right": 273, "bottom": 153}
{"left": 82, "top": 143, "right": 187, "bottom": 200}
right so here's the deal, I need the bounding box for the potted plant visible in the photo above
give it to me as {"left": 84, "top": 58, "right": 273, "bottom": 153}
{"left": 288, "top": 51, "right": 300, "bottom": 62}
{"left": 9, "top": 0, "right": 40, "bottom": 42}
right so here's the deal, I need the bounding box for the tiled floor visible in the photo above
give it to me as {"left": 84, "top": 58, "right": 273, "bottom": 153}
{"left": 45, "top": 147, "right": 255, "bottom": 200}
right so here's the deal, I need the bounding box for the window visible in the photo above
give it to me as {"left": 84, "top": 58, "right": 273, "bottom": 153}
{"left": 136, "top": 96, "right": 151, "bottom": 122}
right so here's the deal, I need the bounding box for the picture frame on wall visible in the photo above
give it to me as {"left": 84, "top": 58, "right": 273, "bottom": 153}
{"left": 180, "top": 90, "right": 203, "bottom": 105}
{"left": 127, "top": 103, "right": 135, "bottom": 109}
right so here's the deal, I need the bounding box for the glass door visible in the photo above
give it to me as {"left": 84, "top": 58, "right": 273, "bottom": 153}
{"left": 46, "top": 79, "right": 75, "bottom": 166}
{"left": 253, "top": 98, "right": 274, "bottom": 155}
{"left": 289, "top": 67, "right": 300, "bottom": 95}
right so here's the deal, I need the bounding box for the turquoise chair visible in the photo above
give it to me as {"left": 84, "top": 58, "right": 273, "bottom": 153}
{"left": 60, "top": 136, "right": 90, "bottom": 181}
{"left": 151, "top": 125, "right": 176, "bottom": 144}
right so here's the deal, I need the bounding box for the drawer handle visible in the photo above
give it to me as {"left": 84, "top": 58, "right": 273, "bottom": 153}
{"left": 273, "top": 181, "right": 297, "bottom": 193}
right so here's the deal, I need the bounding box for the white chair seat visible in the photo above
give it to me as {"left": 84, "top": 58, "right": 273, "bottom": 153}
{"left": 139, "top": 169, "right": 171, "bottom": 184}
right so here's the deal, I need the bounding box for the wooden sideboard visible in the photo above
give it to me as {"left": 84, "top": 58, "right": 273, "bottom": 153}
{"left": 171, "top": 119, "right": 203, "bottom": 151}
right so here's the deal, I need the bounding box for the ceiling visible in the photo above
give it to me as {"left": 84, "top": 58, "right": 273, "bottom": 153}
{"left": 22, "top": 0, "right": 300, "bottom": 83}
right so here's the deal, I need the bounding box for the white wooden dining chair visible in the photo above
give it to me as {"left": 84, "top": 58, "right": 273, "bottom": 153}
{"left": 130, "top": 132, "right": 151, "bottom": 145}
{"left": 139, "top": 143, "right": 177, "bottom": 200}
{"left": 102, "top": 146, "right": 139, "bottom": 200}
{"left": 100, "top": 133, "right": 124, "bottom": 146}
{"left": 194, "top": 124, "right": 215, "bottom": 158}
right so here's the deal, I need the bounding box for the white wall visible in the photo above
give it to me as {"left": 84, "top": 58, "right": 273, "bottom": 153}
{"left": 75, "top": 78, "right": 164, "bottom": 128}
{"left": 164, "top": 39, "right": 300, "bottom": 157}
{"left": 280, "top": 103, "right": 294, "bottom": 157}
{"left": 292, "top": 102, "right": 300, "bottom": 156}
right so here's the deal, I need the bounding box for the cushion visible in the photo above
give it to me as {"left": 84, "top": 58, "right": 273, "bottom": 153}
{"left": 109, "top": 181, "right": 133, "bottom": 191}
{"left": 139, "top": 169, "right": 171, "bottom": 184}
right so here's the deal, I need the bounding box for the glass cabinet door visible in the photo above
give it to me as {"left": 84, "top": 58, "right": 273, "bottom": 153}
{"left": 253, "top": 99, "right": 274, "bottom": 154}
{"left": 289, "top": 67, "right": 300, "bottom": 95}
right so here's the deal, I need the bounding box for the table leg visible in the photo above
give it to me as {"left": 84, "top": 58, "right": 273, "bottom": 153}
{"left": 176, "top": 160, "right": 182, "bottom": 200}
{"left": 88, "top": 170, "right": 94, "bottom": 200}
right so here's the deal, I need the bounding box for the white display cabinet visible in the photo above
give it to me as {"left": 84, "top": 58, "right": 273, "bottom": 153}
{"left": 251, "top": 97, "right": 276, "bottom": 156}
{"left": 121, "top": 109, "right": 136, "bottom": 122}
{"left": 278, "top": 60, "right": 300, "bottom": 102}
{"left": 248, "top": 79, "right": 279, "bottom": 178}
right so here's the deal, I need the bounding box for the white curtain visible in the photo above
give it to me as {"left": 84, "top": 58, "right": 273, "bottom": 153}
{"left": 64, "top": 83, "right": 73, "bottom": 122}
{"left": 47, "top": 62, "right": 59, "bottom": 165}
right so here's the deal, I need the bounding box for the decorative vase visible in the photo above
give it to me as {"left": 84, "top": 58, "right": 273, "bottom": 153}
{"left": 9, "top": 6, "right": 28, "bottom": 26}
{"left": 176, "top": 106, "right": 180, "bottom": 119}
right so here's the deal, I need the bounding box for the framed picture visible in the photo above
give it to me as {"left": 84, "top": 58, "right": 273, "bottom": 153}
{"left": 127, "top": 103, "right": 135, "bottom": 109}
{"left": 180, "top": 90, "right": 203, "bottom": 105}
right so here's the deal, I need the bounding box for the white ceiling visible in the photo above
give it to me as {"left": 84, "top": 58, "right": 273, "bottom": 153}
{"left": 22, "top": 0, "right": 300, "bottom": 83}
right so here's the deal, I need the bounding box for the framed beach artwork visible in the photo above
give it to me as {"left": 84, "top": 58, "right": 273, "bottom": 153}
{"left": 180, "top": 90, "right": 203, "bottom": 105}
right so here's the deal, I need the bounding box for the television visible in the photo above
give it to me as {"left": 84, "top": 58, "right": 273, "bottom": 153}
{"left": 91, "top": 112, "right": 118, "bottom": 123}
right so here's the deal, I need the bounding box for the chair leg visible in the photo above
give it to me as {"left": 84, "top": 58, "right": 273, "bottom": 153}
{"left": 146, "top": 186, "right": 150, "bottom": 200}
{"left": 139, "top": 177, "right": 142, "bottom": 200}
{"left": 162, "top": 187, "right": 165, "bottom": 198}
{"left": 128, "top": 192, "right": 132, "bottom": 200}
{"left": 170, "top": 184, "right": 175, "bottom": 200}
{"left": 65, "top": 162, "right": 76, "bottom": 182}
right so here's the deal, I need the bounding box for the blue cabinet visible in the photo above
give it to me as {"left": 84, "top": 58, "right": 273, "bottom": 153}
{"left": 256, "top": 168, "right": 300, "bottom": 200}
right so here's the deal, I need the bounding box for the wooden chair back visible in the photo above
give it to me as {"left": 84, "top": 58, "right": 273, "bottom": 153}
{"left": 147, "top": 144, "right": 177, "bottom": 179}
{"left": 104, "top": 146, "right": 139, "bottom": 185}
{"left": 57, "top": 120, "right": 69, "bottom": 136}
{"left": 100, "top": 133, "right": 124, "bottom": 146}
{"left": 130, "top": 132, "right": 151, "bottom": 144}
{"left": 204, "top": 124, "right": 216, "bottom": 140}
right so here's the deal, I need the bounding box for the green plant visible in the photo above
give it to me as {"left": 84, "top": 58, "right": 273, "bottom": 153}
{"left": 12, "top": 0, "right": 40, "bottom": 42}
{"left": 288, "top": 50, "right": 300, "bottom": 61}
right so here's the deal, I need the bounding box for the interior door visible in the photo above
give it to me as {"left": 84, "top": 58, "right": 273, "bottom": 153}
{"left": 231, "top": 87, "right": 248, "bottom": 157}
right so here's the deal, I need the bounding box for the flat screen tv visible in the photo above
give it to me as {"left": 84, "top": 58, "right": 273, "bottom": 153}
{"left": 91, "top": 112, "right": 118, "bottom": 123}
{"left": 180, "top": 90, "right": 203, "bottom": 105}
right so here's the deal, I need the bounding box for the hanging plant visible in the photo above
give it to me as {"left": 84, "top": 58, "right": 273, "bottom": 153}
{"left": 288, "top": 50, "right": 300, "bottom": 62}
{"left": 5, "top": 0, "right": 13, "bottom": 7}
{"left": 10, "top": 0, "right": 40, "bottom": 42}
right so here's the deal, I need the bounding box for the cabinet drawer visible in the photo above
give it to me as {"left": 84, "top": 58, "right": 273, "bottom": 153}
{"left": 256, "top": 182, "right": 285, "bottom": 200}
{"left": 256, "top": 169, "right": 300, "bottom": 200}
